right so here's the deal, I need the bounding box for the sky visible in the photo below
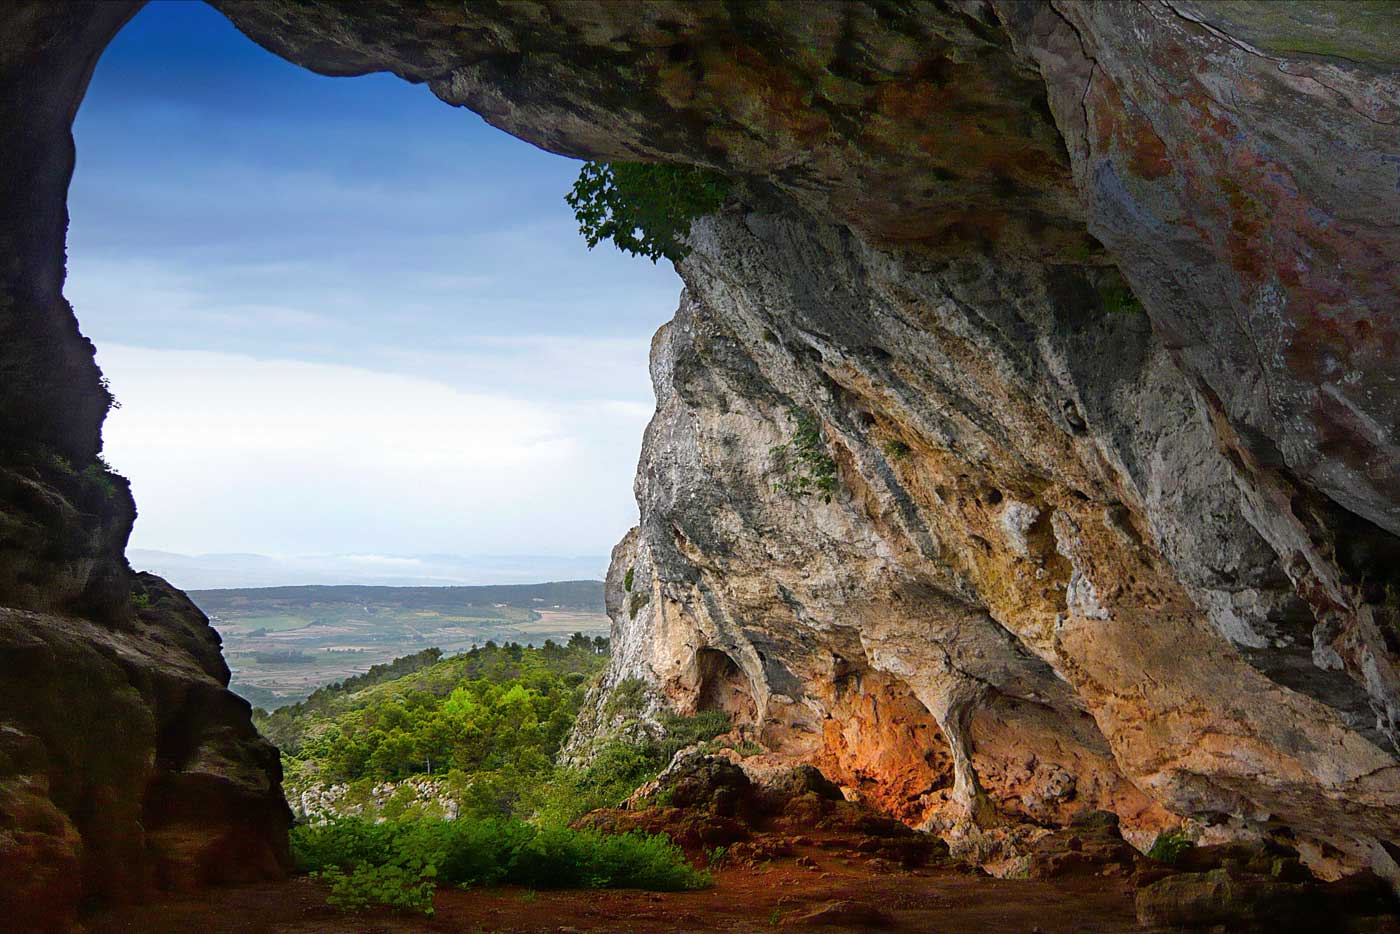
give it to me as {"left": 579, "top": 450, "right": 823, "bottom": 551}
{"left": 67, "top": 1, "right": 681, "bottom": 581}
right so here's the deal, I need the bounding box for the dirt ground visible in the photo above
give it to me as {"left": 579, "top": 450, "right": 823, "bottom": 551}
{"left": 86, "top": 838, "right": 1147, "bottom": 934}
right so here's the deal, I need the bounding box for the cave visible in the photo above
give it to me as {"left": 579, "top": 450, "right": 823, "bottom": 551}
{"left": 691, "top": 647, "right": 757, "bottom": 727}
{"left": 4, "top": 1, "right": 1400, "bottom": 929}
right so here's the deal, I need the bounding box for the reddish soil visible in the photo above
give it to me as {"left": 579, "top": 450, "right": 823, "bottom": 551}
{"left": 86, "top": 836, "right": 1147, "bottom": 934}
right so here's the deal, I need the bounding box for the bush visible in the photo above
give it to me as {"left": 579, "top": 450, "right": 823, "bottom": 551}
{"left": 881, "top": 439, "right": 911, "bottom": 462}
{"left": 292, "top": 815, "right": 709, "bottom": 904}
{"left": 604, "top": 676, "right": 651, "bottom": 719}
{"left": 771, "top": 408, "right": 839, "bottom": 503}
{"left": 318, "top": 863, "right": 436, "bottom": 916}
{"left": 291, "top": 818, "right": 400, "bottom": 872}
{"left": 1146, "top": 828, "right": 1193, "bottom": 864}
{"left": 513, "top": 826, "right": 708, "bottom": 891}
{"left": 655, "top": 710, "right": 730, "bottom": 762}
{"left": 566, "top": 161, "right": 730, "bottom": 263}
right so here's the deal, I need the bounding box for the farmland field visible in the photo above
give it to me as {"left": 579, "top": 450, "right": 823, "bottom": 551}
{"left": 190, "top": 581, "right": 608, "bottom": 709}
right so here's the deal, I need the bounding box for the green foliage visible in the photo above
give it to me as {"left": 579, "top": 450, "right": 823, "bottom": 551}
{"left": 1147, "top": 828, "right": 1194, "bottom": 865}
{"left": 530, "top": 710, "right": 730, "bottom": 827}
{"left": 293, "top": 816, "right": 709, "bottom": 897}
{"left": 604, "top": 677, "right": 650, "bottom": 719}
{"left": 771, "top": 408, "right": 839, "bottom": 503}
{"left": 257, "top": 641, "right": 604, "bottom": 763}
{"left": 566, "top": 161, "right": 730, "bottom": 263}
{"left": 278, "top": 642, "right": 735, "bottom": 916}
{"left": 881, "top": 439, "right": 911, "bottom": 462}
{"left": 1097, "top": 271, "right": 1143, "bottom": 316}
{"left": 130, "top": 592, "right": 151, "bottom": 609}
{"left": 623, "top": 567, "right": 635, "bottom": 592}
{"left": 656, "top": 710, "right": 731, "bottom": 760}
{"left": 47, "top": 453, "right": 75, "bottom": 476}
{"left": 318, "top": 863, "right": 437, "bottom": 916}
{"left": 81, "top": 463, "right": 118, "bottom": 499}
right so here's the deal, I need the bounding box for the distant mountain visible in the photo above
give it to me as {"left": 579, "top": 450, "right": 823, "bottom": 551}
{"left": 127, "top": 549, "right": 609, "bottom": 590}
{"left": 191, "top": 580, "right": 605, "bottom": 614}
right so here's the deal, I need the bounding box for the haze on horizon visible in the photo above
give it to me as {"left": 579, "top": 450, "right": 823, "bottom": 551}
{"left": 66, "top": 1, "right": 680, "bottom": 582}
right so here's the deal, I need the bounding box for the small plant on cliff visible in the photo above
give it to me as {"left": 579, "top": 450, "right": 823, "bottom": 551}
{"left": 130, "top": 591, "right": 151, "bottom": 609}
{"left": 882, "top": 438, "right": 911, "bottom": 462}
{"left": 99, "top": 375, "right": 121, "bottom": 414}
{"left": 1146, "top": 828, "right": 1193, "bottom": 865}
{"left": 629, "top": 590, "right": 651, "bottom": 620}
{"left": 771, "top": 407, "right": 839, "bottom": 503}
{"left": 566, "top": 161, "right": 731, "bottom": 263}
{"left": 82, "top": 462, "right": 118, "bottom": 499}
{"left": 605, "top": 676, "right": 651, "bottom": 719}
{"left": 1096, "top": 269, "right": 1143, "bottom": 316}
{"left": 623, "top": 566, "right": 635, "bottom": 592}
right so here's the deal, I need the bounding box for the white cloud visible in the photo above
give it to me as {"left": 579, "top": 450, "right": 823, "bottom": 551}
{"left": 97, "top": 344, "right": 650, "bottom": 557}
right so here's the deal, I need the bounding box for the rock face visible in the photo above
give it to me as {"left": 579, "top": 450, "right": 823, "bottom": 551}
{"left": 1, "top": 3, "right": 291, "bottom": 926}
{"left": 3, "top": 0, "right": 1400, "bottom": 919}
{"left": 0, "top": 575, "right": 290, "bottom": 931}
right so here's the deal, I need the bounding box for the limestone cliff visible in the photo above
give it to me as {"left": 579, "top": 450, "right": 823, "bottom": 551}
{"left": 2, "top": 0, "right": 1399, "bottom": 921}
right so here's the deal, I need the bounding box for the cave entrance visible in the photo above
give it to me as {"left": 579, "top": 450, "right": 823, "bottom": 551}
{"left": 692, "top": 648, "right": 758, "bottom": 726}
{"left": 61, "top": 1, "right": 680, "bottom": 705}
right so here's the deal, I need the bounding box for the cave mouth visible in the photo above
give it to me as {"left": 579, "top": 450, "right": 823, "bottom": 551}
{"left": 65, "top": 0, "right": 679, "bottom": 594}
{"left": 692, "top": 647, "right": 758, "bottom": 726}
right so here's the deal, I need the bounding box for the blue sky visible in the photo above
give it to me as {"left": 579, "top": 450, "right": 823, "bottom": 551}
{"left": 67, "top": 1, "right": 680, "bottom": 574}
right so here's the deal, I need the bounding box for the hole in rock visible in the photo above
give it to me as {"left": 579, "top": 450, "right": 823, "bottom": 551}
{"left": 65, "top": 1, "right": 680, "bottom": 702}
{"left": 693, "top": 647, "right": 758, "bottom": 726}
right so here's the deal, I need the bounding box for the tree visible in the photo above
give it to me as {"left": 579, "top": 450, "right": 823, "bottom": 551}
{"left": 565, "top": 161, "right": 731, "bottom": 263}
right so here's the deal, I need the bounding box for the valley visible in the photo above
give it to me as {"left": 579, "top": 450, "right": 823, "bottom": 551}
{"left": 191, "top": 582, "right": 608, "bottom": 709}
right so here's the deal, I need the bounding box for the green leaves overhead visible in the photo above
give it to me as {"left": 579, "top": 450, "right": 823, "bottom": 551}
{"left": 566, "top": 161, "right": 731, "bottom": 263}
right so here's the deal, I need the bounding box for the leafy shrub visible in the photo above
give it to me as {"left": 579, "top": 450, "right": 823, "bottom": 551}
{"left": 655, "top": 710, "right": 731, "bottom": 763}
{"left": 771, "top": 408, "right": 839, "bottom": 503}
{"left": 293, "top": 816, "right": 709, "bottom": 902}
{"left": 291, "top": 818, "right": 400, "bottom": 872}
{"left": 130, "top": 591, "right": 151, "bottom": 609}
{"left": 82, "top": 463, "right": 118, "bottom": 499}
{"left": 566, "top": 161, "right": 730, "bottom": 263}
{"left": 604, "top": 677, "right": 650, "bottom": 719}
{"left": 1147, "top": 828, "right": 1193, "bottom": 864}
{"left": 623, "top": 567, "right": 635, "bottom": 592}
{"left": 530, "top": 710, "right": 730, "bottom": 826}
{"left": 318, "top": 863, "right": 436, "bottom": 916}
{"left": 881, "top": 439, "right": 911, "bottom": 462}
